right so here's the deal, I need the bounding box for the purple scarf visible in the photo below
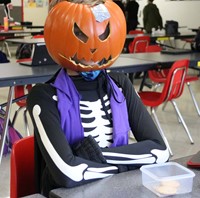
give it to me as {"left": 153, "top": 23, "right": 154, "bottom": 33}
{"left": 52, "top": 69, "right": 130, "bottom": 147}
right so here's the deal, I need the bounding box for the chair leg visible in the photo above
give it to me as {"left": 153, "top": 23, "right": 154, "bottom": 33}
{"left": 24, "top": 109, "right": 30, "bottom": 136}
{"left": 12, "top": 106, "right": 30, "bottom": 137}
{"left": 11, "top": 107, "right": 25, "bottom": 126}
{"left": 139, "top": 72, "right": 153, "bottom": 91}
{"left": 171, "top": 100, "right": 194, "bottom": 144}
{"left": 162, "top": 101, "right": 168, "bottom": 111}
{"left": 187, "top": 82, "right": 200, "bottom": 116}
{"left": 151, "top": 108, "right": 173, "bottom": 156}
{"left": 3, "top": 41, "right": 11, "bottom": 58}
{"left": 162, "top": 101, "right": 182, "bottom": 123}
{"left": 153, "top": 83, "right": 161, "bottom": 91}
{"left": 182, "top": 42, "right": 187, "bottom": 49}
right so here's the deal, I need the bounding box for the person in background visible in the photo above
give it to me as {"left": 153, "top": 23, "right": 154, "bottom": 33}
{"left": 143, "top": 0, "right": 162, "bottom": 33}
{"left": 27, "top": 0, "right": 169, "bottom": 196}
{"left": 113, "top": 0, "right": 125, "bottom": 16}
{"left": 0, "top": 0, "right": 13, "bottom": 21}
{"left": 125, "top": 0, "right": 139, "bottom": 33}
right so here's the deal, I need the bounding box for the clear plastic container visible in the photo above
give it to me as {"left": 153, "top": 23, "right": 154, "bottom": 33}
{"left": 140, "top": 162, "right": 195, "bottom": 197}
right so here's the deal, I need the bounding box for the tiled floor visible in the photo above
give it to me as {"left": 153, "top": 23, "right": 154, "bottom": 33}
{"left": 0, "top": 62, "right": 200, "bottom": 197}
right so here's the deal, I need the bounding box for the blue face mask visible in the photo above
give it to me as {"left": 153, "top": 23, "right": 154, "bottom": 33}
{"left": 80, "top": 70, "right": 101, "bottom": 81}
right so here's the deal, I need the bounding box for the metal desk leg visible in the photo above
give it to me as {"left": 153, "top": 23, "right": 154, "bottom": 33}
{"left": 0, "top": 86, "right": 14, "bottom": 164}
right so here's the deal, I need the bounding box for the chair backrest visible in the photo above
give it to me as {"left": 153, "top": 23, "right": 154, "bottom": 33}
{"left": 128, "top": 30, "right": 144, "bottom": 34}
{"left": 10, "top": 136, "right": 36, "bottom": 198}
{"left": 146, "top": 45, "right": 165, "bottom": 82}
{"left": 161, "top": 59, "right": 189, "bottom": 102}
{"left": 14, "top": 84, "right": 32, "bottom": 107}
{"left": 128, "top": 36, "right": 150, "bottom": 53}
{"left": 145, "top": 45, "right": 162, "bottom": 52}
{"left": 32, "top": 34, "right": 44, "bottom": 39}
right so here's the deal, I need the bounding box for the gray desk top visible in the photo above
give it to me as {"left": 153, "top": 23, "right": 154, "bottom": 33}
{"left": 0, "top": 29, "right": 43, "bottom": 37}
{"left": 1, "top": 53, "right": 198, "bottom": 89}
{"left": 0, "top": 56, "right": 157, "bottom": 87}
{"left": 126, "top": 32, "right": 196, "bottom": 40}
{"left": 49, "top": 156, "right": 200, "bottom": 198}
{"left": 121, "top": 52, "right": 200, "bottom": 69}
{"left": 22, "top": 194, "right": 45, "bottom": 198}
{"left": 5, "top": 38, "right": 45, "bottom": 44}
{"left": 110, "top": 56, "right": 157, "bottom": 73}
{"left": 0, "top": 63, "right": 60, "bottom": 87}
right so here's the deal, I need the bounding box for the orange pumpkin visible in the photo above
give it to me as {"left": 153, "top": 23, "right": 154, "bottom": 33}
{"left": 44, "top": 0, "right": 126, "bottom": 72}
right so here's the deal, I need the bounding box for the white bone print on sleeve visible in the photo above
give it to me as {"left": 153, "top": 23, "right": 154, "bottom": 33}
{"left": 32, "top": 104, "right": 117, "bottom": 181}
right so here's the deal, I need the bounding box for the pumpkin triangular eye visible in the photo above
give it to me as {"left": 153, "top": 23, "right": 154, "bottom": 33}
{"left": 74, "top": 23, "right": 88, "bottom": 43}
{"left": 99, "top": 23, "right": 110, "bottom": 41}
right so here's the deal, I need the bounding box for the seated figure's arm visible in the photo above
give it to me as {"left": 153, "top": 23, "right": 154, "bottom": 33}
{"left": 27, "top": 84, "right": 118, "bottom": 188}
{"left": 104, "top": 73, "right": 170, "bottom": 168}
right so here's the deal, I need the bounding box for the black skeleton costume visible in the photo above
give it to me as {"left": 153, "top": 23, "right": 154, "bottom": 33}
{"left": 27, "top": 70, "right": 169, "bottom": 196}
{"left": 27, "top": 0, "right": 169, "bottom": 196}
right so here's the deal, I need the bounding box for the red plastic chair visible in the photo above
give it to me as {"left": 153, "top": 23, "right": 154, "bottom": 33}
{"left": 138, "top": 59, "right": 193, "bottom": 156}
{"left": 145, "top": 45, "right": 162, "bottom": 52}
{"left": 146, "top": 45, "right": 200, "bottom": 116}
{"left": 128, "top": 36, "right": 151, "bottom": 83}
{"left": 12, "top": 85, "right": 32, "bottom": 136}
{"left": 128, "top": 30, "right": 144, "bottom": 35}
{"left": 145, "top": 45, "right": 165, "bottom": 90}
{"left": 10, "top": 136, "right": 36, "bottom": 198}
{"left": 181, "top": 38, "right": 195, "bottom": 49}
{"left": 12, "top": 34, "right": 44, "bottom": 135}
{"left": 128, "top": 35, "right": 150, "bottom": 53}
{"left": 0, "top": 26, "right": 11, "bottom": 58}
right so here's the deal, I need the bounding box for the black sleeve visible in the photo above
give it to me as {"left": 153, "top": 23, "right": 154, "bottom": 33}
{"left": 102, "top": 72, "right": 169, "bottom": 167}
{"left": 27, "top": 84, "right": 119, "bottom": 189}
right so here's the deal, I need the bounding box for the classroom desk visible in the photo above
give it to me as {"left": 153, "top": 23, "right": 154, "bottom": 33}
{"left": 0, "top": 56, "right": 158, "bottom": 164}
{"left": 5, "top": 38, "right": 45, "bottom": 44}
{"left": 49, "top": 155, "right": 200, "bottom": 198}
{"left": 125, "top": 32, "right": 197, "bottom": 53}
{"left": 121, "top": 52, "right": 200, "bottom": 70}
{"left": 189, "top": 28, "right": 199, "bottom": 33}
{"left": 121, "top": 51, "right": 200, "bottom": 91}
{"left": 126, "top": 32, "right": 197, "bottom": 41}
{"left": 20, "top": 25, "right": 44, "bottom": 29}
{"left": 0, "top": 29, "right": 44, "bottom": 38}
{"left": 0, "top": 63, "right": 61, "bottom": 164}
{"left": 110, "top": 56, "right": 157, "bottom": 73}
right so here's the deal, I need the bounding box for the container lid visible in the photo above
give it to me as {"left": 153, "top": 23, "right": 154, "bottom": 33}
{"left": 140, "top": 162, "right": 195, "bottom": 180}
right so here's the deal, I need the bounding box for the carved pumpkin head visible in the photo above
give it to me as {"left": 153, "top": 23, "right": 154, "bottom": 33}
{"left": 44, "top": 0, "right": 126, "bottom": 72}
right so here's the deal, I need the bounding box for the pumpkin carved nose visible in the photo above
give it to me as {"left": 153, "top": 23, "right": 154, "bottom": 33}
{"left": 90, "top": 49, "right": 96, "bottom": 54}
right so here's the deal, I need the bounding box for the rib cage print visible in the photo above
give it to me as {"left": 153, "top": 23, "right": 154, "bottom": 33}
{"left": 80, "top": 94, "right": 113, "bottom": 148}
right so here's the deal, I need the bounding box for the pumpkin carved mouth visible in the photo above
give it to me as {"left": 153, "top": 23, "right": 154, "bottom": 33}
{"left": 60, "top": 53, "right": 112, "bottom": 67}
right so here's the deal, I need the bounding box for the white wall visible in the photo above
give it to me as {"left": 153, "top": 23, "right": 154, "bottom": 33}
{"left": 137, "top": 0, "right": 200, "bottom": 29}
{"left": 23, "top": 0, "right": 49, "bottom": 26}
{"left": 23, "top": 0, "right": 200, "bottom": 29}
{"left": 12, "top": 0, "right": 21, "bottom": 6}
{"left": 24, "top": 7, "right": 48, "bottom": 25}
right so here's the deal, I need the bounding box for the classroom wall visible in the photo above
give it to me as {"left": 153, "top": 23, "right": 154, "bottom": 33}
{"left": 2, "top": 0, "right": 199, "bottom": 29}
{"left": 23, "top": 7, "right": 49, "bottom": 25}
{"left": 29, "top": 0, "right": 200, "bottom": 29}
{"left": 0, "top": 6, "right": 22, "bottom": 24}
{"left": 0, "top": 0, "right": 22, "bottom": 24}
{"left": 23, "top": 0, "right": 49, "bottom": 26}
{"left": 137, "top": 0, "right": 200, "bottom": 29}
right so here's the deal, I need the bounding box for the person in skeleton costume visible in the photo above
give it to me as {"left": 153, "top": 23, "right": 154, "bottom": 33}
{"left": 0, "top": 0, "right": 13, "bottom": 21}
{"left": 27, "top": 0, "right": 170, "bottom": 196}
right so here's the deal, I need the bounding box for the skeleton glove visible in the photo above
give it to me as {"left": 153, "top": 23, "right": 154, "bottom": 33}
{"left": 72, "top": 135, "right": 107, "bottom": 163}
